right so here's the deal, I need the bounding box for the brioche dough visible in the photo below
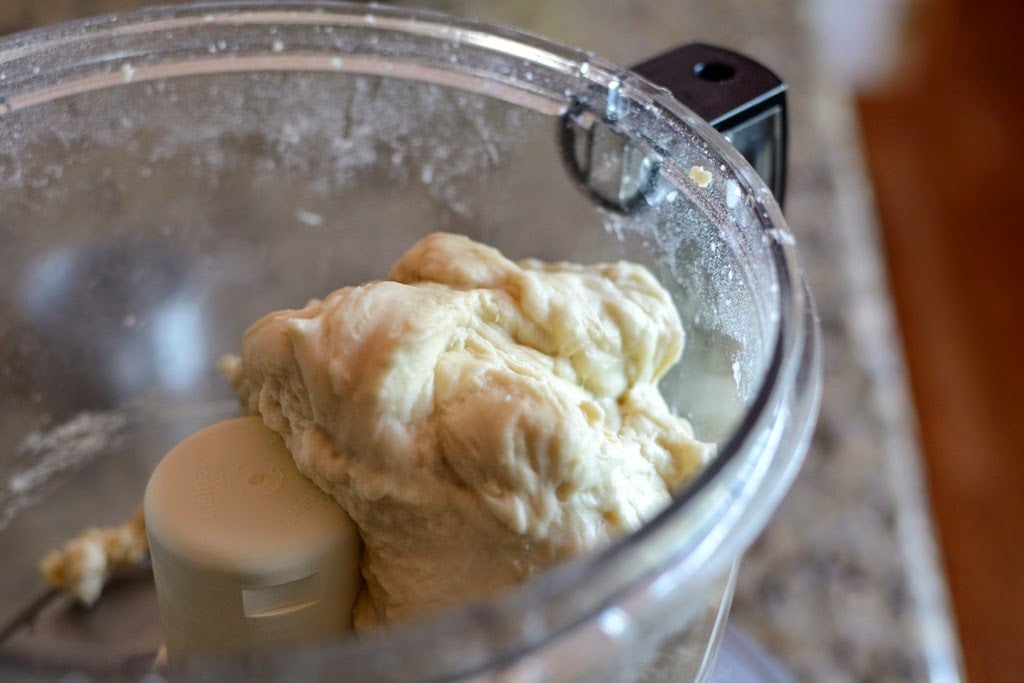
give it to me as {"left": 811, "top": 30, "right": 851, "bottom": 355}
{"left": 222, "top": 232, "right": 712, "bottom": 629}
{"left": 40, "top": 506, "right": 148, "bottom": 606}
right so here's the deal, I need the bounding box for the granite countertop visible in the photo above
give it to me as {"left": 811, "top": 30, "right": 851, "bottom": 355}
{"left": 1, "top": 1, "right": 962, "bottom": 680}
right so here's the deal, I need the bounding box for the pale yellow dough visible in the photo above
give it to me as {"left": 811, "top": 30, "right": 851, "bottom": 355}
{"left": 222, "top": 232, "right": 713, "bottom": 629}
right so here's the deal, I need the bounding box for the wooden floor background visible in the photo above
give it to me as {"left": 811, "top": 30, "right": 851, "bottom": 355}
{"left": 857, "top": 0, "right": 1024, "bottom": 680}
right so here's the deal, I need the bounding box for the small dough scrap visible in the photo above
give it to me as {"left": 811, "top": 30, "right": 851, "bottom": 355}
{"left": 689, "top": 165, "right": 713, "bottom": 188}
{"left": 40, "top": 506, "right": 148, "bottom": 606}
{"left": 224, "top": 232, "right": 713, "bottom": 629}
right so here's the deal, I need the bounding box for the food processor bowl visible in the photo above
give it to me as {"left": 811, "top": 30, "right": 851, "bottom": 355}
{"left": 0, "top": 3, "right": 821, "bottom": 681}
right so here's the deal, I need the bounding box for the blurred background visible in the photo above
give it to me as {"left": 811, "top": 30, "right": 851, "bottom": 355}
{"left": 855, "top": 1, "right": 1024, "bottom": 681}
{"left": 1, "top": 0, "right": 1021, "bottom": 680}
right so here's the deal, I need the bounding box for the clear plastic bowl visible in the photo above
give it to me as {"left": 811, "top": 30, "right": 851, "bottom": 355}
{"left": 0, "top": 3, "right": 821, "bottom": 681}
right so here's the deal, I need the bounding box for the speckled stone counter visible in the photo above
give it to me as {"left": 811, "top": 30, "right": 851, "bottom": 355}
{"left": 2, "top": 2, "right": 963, "bottom": 681}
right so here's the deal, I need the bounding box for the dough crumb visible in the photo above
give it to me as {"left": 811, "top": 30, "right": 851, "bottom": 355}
{"left": 39, "top": 506, "right": 148, "bottom": 606}
{"left": 689, "top": 165, "right": 713, "bottom": 188}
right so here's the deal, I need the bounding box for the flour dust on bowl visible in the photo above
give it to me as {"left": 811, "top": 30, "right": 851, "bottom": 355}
{"left": 0, "top": 3, "right": 821, "bottom": 681}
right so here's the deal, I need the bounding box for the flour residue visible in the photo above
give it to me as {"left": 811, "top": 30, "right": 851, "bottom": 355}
{"left": 1, "top": 412, "right": 128, "bottom": 530}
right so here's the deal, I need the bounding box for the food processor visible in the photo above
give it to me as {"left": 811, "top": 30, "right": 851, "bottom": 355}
{"left": 0, "top": 2, "right": 821, "bottom": 681}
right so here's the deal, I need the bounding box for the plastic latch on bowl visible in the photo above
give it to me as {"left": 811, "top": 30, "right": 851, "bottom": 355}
{"left": 561, "top": 43, "right": 788, "bottom": 212}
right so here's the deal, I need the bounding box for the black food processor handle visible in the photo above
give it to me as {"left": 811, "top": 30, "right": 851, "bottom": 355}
{"left": 632, "top": 43, "right": 787, "bottom": 206}
{"left": 562, "top": 43, "right": 787, "bottom": 212}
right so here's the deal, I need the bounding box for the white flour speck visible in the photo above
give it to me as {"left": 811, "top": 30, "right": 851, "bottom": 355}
{"left": 726, "top": 179, "right": 742, "bottom": 209}
{"left": 295, "top": 208, "right": 324, "bottom": 227}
